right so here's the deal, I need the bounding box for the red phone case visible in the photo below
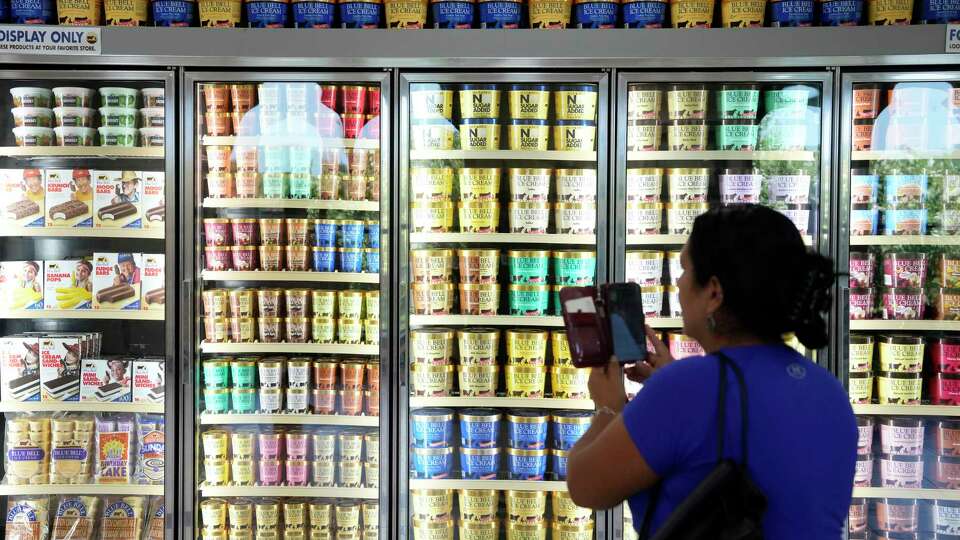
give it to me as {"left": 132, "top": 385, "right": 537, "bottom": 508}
{"left": 559, "top": 286, "right": 612, "bottom": 368}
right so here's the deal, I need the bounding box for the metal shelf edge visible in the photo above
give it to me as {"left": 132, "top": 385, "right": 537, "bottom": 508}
{"left": 199, "top": 414, "right": 379, "bottom": 426}
{"left": 201, "top": 271, "right": 380, "bottom": 283}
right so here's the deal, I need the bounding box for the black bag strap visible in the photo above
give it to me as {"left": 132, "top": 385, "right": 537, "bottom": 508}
{"left": 638, "top": 350, "right": 750, "bottom": 538}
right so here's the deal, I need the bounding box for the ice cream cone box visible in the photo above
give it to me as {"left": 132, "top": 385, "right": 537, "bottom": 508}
{"left": 141, "top": 254, "right": 165, "bottom": 311}
{"left": 133, "top": 358, "right": 164, "bottom": 404}
{"left": 45, "top": 169, "right": 93, "bottom": 228}
{"left": 93, "top": 252, "right": 142, "bottom": 310}
{"left": 2, "top": 260, "right": 44, "bottom": 311}
{"left": 40, "top": 334, "right": 83, "bottom": 401}
{"left": 80, "top": 357, "right": 132, "bottom": 403}
{"left": 1, "top": 335, "right": 41, "bottom": 402}
{"left": 93, "top": 170, "right": 142, "bottom": 228}
{"left": 3, "top": 168, "right": 45, "bottom": 227}
{"left": 44, "top": 259, "right": 93, "bottom": 310}
{"left": 142, "top": 171, "right": 165, "bottom": 229}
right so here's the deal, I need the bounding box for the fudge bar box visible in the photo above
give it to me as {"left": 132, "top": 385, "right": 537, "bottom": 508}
{"left": 132, "top": 359, "right": 164, "bottom": 404}
{"left": 2, "top": 168, "right": 44, "bottom": 227}
{"left": 1, "top": 260, "right": 44, "bottom": 311}
{"left": 93, "top": 253, "right": 141, "bottom": 310}
{"left": 142, "top": 171, "right": 164, "bottom": 230}
{"left": 141, "top": 254, "right": 164, "bottom": 311}
{"left": 44, "top": 260, "right": 93, "bottom": 310}
{"left": 45, "top": 169, "right": 93, "bottom": 228}
{"left": 80, "top": 358, "right": 132, "bottom": 403}
{"left": 93, "top": 170, "right": 142, "bottom": 228}
{"left": 40, "top": 334, "right": 83, "bottom": 401}
{"left": 1, "top": 335, "right": 41, "bottom": 402}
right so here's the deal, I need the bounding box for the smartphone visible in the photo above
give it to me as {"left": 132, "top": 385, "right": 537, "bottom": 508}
{"left": 602, "top": 283, "right": 648, "bottom": 364}
{"left": 559, "top": 286, "right": 612, "bottom": 368}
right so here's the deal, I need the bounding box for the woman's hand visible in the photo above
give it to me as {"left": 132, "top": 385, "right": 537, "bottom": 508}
{"left": 623, "top": 325, "right": 675, "bottom": 384}
{"left": 588, "top": 359, "right": 626, "bottom": 413}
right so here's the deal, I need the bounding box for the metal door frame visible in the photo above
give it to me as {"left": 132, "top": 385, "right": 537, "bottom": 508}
{"left": 397, "top": 69, "right": 610, "bottom": 540}
{"left": 181, "top": 69, "right": 393, "bottom": 540}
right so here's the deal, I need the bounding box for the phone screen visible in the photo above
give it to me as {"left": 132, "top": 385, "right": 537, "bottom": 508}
{"left": 605, "top": 284, "right": 647, "bottom": 364}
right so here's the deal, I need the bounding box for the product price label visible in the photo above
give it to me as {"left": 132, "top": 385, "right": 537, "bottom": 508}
{"left": 947, "top": 24, "right": 960, "bottom": 52}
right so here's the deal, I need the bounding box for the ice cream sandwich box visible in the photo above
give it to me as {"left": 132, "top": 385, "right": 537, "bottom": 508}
{"left": 80, "top": 357, "right": 132, "bottom": 403}
{"left": 44, "top": 260, "right": 93, "bottom": 310}
{"left": 1, "top": 260, "right": 44, "bottom": 311}
{"left": 2, "top": 168, "right": 44, "bottom": 227}
{"left": 93, "top": 170, "right": 142, "bottom": 229}
{"left": 45, "top": 169, "right": 93, "bottom": 228}
{"left": 141, "top": 254, "right": 165, "bottom": 312}
{"left": 40, "top": 334, "right": 83, "bottom": 401}
{"left": 133, "top": 358, "right": 164, "bottom": 404}
{"left": 1, "top": 335, "right": 41, "bottom": 402}
{"left": 142, "top": 171, "right": 165, "bottom": 230}
{"left": 93, "top": 253, "right": 141, "bottom": 310}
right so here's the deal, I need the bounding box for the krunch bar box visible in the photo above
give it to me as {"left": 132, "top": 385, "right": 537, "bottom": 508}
{"left": 141, "top": 254, "right": 165, "bottom": 311}
{"left": 44, "top": 260, "right": 93, "bottom": 310}
{"left": 93, "top": 253, "right": 141, "bottom": 310}
{"left": 1, "top": 335, "right": 41, "bottom": 402}
{"left": 94, "top": 170, "right": 142, "bottom": 229}
{"left": 133, "top": 358, "right": 164, "bottom": 404}
{"left": 80, "top": 357, "right": 132, "bottom": 403}
{"left": 141, "top": 172, "right": 164, "bottom": 230}
{"left": 45, "top": 169, "right": 93, "bottom": 228}
{"left": 1, "top": 260, "right": 44, "bottom": 311}
{"left": 2, "top": 168, "right": 44, "bottom": 227}
{"left": 40, "top": 334, "right": 83, "bottom": 401}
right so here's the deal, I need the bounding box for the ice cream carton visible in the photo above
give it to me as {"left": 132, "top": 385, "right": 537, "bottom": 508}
{"left": 45, "top": 169, "right": 93, "bottom": 228}
{"left": 141, "top": 254, "right": 164, "bottom": 311}
{"left": 93, "top": 170, "right": 142, "bottom": 228}
{"left": 44, "top": 259, "right": 93, "bottom": 310}
{"left": 80, "top": 357, "right": 132, "bottom": 403}
{"left": 92, "top": 252, "right": 141, "bottom": 310}
{"left": 2, "top": 168, "right": 44, "bottom": 227}
{"left": 39, "top": 334, "right": 83, "bottom": 401}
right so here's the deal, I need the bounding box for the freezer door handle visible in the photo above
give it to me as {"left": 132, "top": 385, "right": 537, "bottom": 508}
{"left": 182, "top": 278, "right": 193, "bottom": 384}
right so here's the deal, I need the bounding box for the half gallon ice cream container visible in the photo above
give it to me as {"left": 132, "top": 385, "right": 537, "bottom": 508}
{"left": 460, "top": 447, "right": 499, "bottom": 479}
{"left": 554, "top": 85, "right": 598, "bottom": 121}
{"left": 509, "top": 84, "right": 550, "bottom": 120}
{"left": 477, "top": 0, "right": 522, "bottom": 26}
{"left": 411, "top": 446, "right": 454, "bottom": 479}
{"left": 459, "top": 118, "right": 501, "bottom": 151}
{"left": 507, "top": 409, "right": 549, "bottom": 449}
{"left": 623, "top": 0, "right": 668, "bottom": 27}
{"left": 460, "top": 408, "right": 501, "bottom": 448}
{"left": 506, "top": 448, "right": 547, "bottom": 480}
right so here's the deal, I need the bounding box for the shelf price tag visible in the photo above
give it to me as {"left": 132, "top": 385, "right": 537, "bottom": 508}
{"left": 947, "top": 24, "right": 960, "bottom": 53}
{"left": 0, "top": 25, "right": 101, "bottom": 56}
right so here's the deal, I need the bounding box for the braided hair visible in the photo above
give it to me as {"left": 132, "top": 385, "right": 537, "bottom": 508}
{"left": 687, "top": 204, "right": 835, "bottom": 350}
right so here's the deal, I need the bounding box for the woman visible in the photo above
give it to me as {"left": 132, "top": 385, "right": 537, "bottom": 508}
{"left": 566, "top": 205, "right": 857, "bottom": 539}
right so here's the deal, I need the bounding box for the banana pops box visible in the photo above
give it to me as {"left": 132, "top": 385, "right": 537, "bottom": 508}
{"left": 0, "top": 260, "right": 44, "bottom": 311}
{"left": 44, "top": 260, "right": 93, "bottom": 310}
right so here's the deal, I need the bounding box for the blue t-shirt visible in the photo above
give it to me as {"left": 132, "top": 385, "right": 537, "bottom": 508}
{"left": 623, "top": 344, "right": 857, "bottom": 538}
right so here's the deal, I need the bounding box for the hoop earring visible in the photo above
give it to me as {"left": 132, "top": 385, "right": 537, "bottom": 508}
{"left": 706, "top": 313, "right": 717, "bottom": 333}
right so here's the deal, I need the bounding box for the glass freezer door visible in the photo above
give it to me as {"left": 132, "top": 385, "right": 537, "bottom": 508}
{"left": 186, "top": 74, "right": 389, "bottom": 540}
{"left": 399, "top": 72, "right": 609, "bottom": 540}
{"left": 0, "top": 71, "right": 176, "bottom": 540}
{"left": 840, "top": 72, "right": 960, "bottom": 538}
{"left": 613, "top": 72, "right": 832, "bottom": 539}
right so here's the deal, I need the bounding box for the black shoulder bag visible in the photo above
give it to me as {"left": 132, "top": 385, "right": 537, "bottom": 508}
{"left": 639, "top": 351, "right": 768, "bottom": 540}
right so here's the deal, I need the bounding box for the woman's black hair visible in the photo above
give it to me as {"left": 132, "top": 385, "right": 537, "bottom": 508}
{"left": 687, "top": 204, "right": 835, "bottom": 349}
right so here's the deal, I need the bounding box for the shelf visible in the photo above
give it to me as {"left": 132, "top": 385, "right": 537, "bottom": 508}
{"left": 199, "top": 484, "right": 377, "bottom": 499}
{"left": 199, "top": 413, "right": 378, "bottom": 426}
{"left": 201, "top": 270, "right": 380, "bottom": 284}
{"left": 0, "top": 310, "right": 164, "bottom": 321}
{"left": 408, "top": 479, "right": 568, "bottom": 491}
{"left": 0, "top": 227, "right": 164, "bottom": 239}
{"left": 0, "top": 401, "right": 164, "bottom": 414}
{"left": 852, "top": 487, "right": 960, "bottom": 501}
{"left": 628, "top": 234, "right": 813, "bottom": 247}
{"left": 0, "top": 147, "right": 164, "bottom": 159}
{"left": 409, "top": 150, "right": 596, "bottom": 162}
{"left": 410, "top": 315, "right": 563, "bottom": 327}
{"left": 852, "top": 404, "right": 960, "bottom": 416}
{"left": 200, "top": 342, "right": 379, "bottom": 355}
{"left": 0, "top": 484, "right": 164, "bottom": 496}
{"left": 849, "top": 320, "right": 960, "bottom": 332}
{"left": 850, "top": 235, "right": 960, "bottom": 246}
{"left": 410, "top": 233, "right": 596, "bottom": 245}
{"left": 627, "top": 150, "right": 816, "bottom": 162}
{"left": 409, "top": 397, "right": 594, "bottom": 410}
{"left": 648, "top": 317, "right": 683, "bottom": 329}
{"left": 203, "top": 198, "right": 379, "bottom": 212}
{"left": 202, "top": 136, "right": 379, "bottom": 149}
{"left": 852, "top": 150, "right": 960, "bottom": 161}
